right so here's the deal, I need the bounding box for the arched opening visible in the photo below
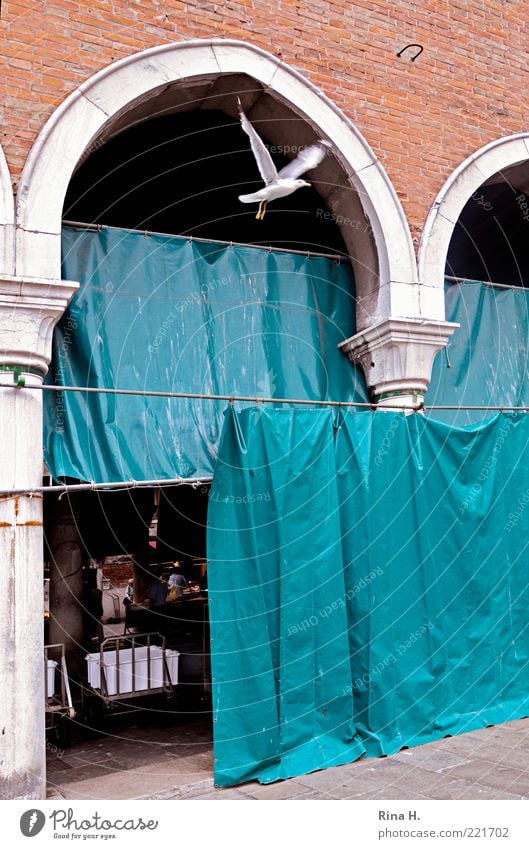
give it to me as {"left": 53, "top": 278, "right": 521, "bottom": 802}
{"left": 446, "top": 159, "right": 529, "bottom": 287}
{"left": 419, "top": 134, "right": 529, "bottom": 290}
{"left": 420, "top": 136, "right": 529, "bottom": 421}
{"left": 16, "top": 40, "right": 417, "bottom": 331}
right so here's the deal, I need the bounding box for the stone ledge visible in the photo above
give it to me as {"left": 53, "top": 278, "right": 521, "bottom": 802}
{"left": 339, "top": 316, "right": 459, "bottom": 403}
{"left": 0, "top": 276, "right": 78, "bottom": 373}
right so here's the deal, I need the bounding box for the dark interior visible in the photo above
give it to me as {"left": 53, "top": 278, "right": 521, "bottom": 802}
{"left": 446, "top": 167, "right": 529, "bottom": 286}
{"left": 64, "top": 110, "right": 348, "bottom": 255}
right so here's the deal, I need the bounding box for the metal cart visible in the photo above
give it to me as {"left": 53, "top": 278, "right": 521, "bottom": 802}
{"left": 82, "top": 632, "right": 179, "bottom": 724}
{"left": 44, "top": 643, "right": 75, "bottom": 748}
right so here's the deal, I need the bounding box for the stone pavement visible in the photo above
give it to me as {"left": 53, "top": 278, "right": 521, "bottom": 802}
{"left": 46, "top": 715, "right": 529, "bottom": 801}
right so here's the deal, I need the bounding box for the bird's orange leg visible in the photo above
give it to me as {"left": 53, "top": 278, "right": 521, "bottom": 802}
{"left": 255, "top": 201, "right": 263, "bottom": 220}
{"left": 257, "top": 201, "right": 268, "bottom": 221}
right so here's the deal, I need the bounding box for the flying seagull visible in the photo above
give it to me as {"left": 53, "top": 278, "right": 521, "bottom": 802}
{"left": 237, "top": 98, "right": 331, "bottom": 220}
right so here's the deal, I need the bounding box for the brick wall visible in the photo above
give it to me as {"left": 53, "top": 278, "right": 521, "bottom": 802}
{"left": 102, "top": 557, "right": 134, "bottom": 587}
{"left": 1, "top": 0, "right": 527, "bottom": 243}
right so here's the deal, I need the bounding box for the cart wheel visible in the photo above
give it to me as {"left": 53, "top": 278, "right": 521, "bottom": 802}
{"left": 55, "top": 715, "right": 72, "bottom": 749}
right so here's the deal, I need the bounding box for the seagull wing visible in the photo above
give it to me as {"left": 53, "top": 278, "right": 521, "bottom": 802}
{"left": 238, "top": 98, "right": 278, "bottom": 186}
{"left": 277, "top": 140, "right": 331, "bottom": 180}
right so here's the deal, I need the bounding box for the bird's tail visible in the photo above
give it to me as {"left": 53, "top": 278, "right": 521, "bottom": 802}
{"left": 238, "top": 193, "right": 259, "bottom": 203}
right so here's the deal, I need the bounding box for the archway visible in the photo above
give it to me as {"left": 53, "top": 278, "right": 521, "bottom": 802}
{"left": 420, "top": 134, "right": 529, "bottom": 421}
{"left": 419, "top": 134, "right": 529, "bottom": 288}
{"left": 16, "top": 38, "right": 417, "bottom": 334}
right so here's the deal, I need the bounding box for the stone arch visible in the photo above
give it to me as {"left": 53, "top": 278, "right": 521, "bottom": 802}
{"left": 15, "top": 38, "right": 417, "bottom": 332}
{"left": 419, "top": 133, "right": 529, "bottom": 289}
{"left": 0, "top": 144, "right": 15, "bottom": 276}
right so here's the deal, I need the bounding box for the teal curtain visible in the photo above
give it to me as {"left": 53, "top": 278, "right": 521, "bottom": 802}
{"left": 44, "top": 226, "right": 366, "bottom": 482}
{"left": 427, "top": 280, "right": 529, "bottom": 424}
{"left": 207, "top": 407, "right": 529, "bottom": 786}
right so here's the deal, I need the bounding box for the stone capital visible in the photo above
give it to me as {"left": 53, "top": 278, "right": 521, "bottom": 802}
{"left": 339, "top": 317, "right": 459, "bottom": 407}
{"left": 0, "top": 276, "right": 79, "bottom": 374}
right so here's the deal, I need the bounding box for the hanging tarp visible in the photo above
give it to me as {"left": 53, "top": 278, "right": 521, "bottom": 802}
{"left": 44, "top": 226, "right": 366, "bottom": 482}
{"left": 427, "top": 279, "right": 529, "bottom": 424}
{"left": 207, "top": 407, "right": 529, "bottom": 786}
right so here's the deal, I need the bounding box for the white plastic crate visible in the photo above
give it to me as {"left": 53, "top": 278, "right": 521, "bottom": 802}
{"left": 46, "top": 659, "right": 58, "bottom": 698}
{"left": 85, "top": 646, "right": 179, "bottom": 695}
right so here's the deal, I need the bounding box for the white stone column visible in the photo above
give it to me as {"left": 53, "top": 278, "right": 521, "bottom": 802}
{"left": 339, "top": 317, "right": 459, "bottom": 410}
{"left": 0, "top": 276, "right": 78, "bottom": 799}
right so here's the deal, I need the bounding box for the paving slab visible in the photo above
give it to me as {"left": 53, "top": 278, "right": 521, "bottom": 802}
{"left": 148, "top": 778, "right": 214, "bottom": 799}
{"left": 364, "top": 790, "right": 433, "bottom": 800}
{"left": 440, "top": 761, "right": 529, "bottom": 796}
{"left": 468, "top": 742, "right": 529, "bottom": 771}
{"left": 391, "top": 746, "right": 470, "bottom": 773}
{"left": 47, "top": 757, "right": 126, "bottom": 786}
{"left": 189, "top": 789, "right": 254, "bottom": 800}
{"left": 243, "top": 779, "right": 314, "bottom": 799}
{"left": 418, "top": 777, "right": 524, "bottom": 801}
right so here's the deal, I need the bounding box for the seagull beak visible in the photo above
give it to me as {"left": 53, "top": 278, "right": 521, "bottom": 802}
{"left": 303, "top": 181, "right": 311, "bottom": 187}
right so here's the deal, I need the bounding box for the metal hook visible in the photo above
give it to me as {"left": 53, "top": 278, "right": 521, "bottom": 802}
{"left": 396, "top": 43, "right": 424, "bottom": 61}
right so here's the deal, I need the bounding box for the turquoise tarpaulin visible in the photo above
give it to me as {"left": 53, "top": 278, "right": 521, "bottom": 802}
{"left": 427, "top": 279, "right": 529, "bottom": 424}
{"left": 47, "top": 232, "right": 529, "bottom": 786}
{"left": 207, "top": 407, "right": 529, "bottom": 786}
{"left": 44, "top": 226, "right": 366, "bottom": 482}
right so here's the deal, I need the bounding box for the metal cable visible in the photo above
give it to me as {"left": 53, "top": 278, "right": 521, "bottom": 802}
{"left": 0, "top": 477, "right": 212, "bottom": 497}
{"left": 62, "top": 220, "right": 350, "bottom": 264}
{"left": 0, "top": 381, "right": 528, "bottom": 413}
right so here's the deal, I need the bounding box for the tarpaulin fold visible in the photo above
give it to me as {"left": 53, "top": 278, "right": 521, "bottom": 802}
{"left": 207, "top": 408, "right": 529, "bottom": 786}
{"left": 44, "top": 226, "right": 366, "bottom": 482}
